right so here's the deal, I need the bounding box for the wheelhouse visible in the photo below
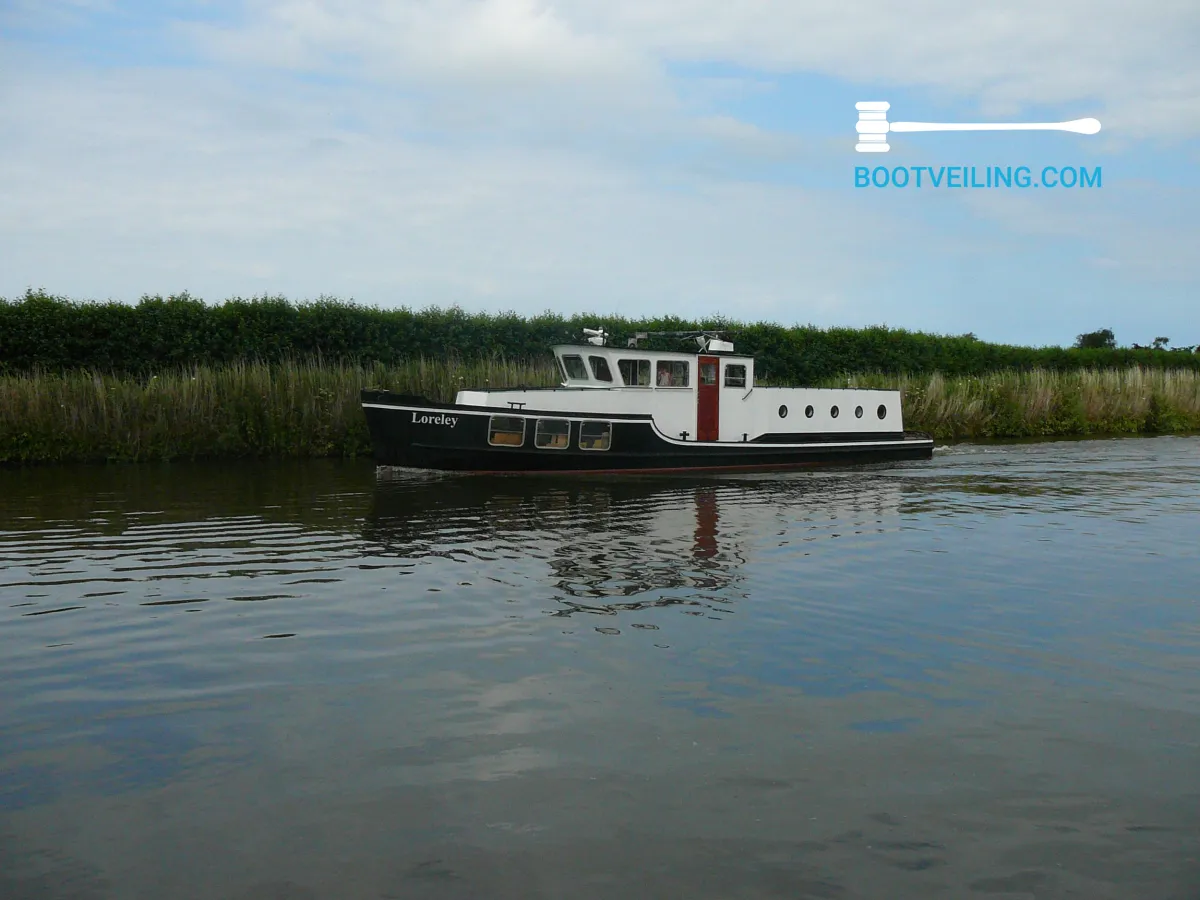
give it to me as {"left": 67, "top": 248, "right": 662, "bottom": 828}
{"left": 552, "top": 342, "right": 755, "bottom": 392}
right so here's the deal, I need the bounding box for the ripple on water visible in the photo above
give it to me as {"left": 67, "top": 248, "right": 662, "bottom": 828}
{"left": 1, "top": 445, "right": 1199, "bottom": 896}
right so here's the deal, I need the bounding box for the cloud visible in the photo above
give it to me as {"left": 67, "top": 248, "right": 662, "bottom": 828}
{"left": 189, "top": 0, "right": 660, "bottom": 96}
{"left": 596, "top": 0, "right": 1200, "bottom": 136}
{"left": 2, "top": 1, "right": 1198, "bottom": 346}
{"left": 963, "top": 181, "right": 1200, "bottom": 281}
{"left": 187, "top": 0, "right": 1200, "bottom": 137}
{"left": 0, "top": 63, "right": 936, "bottom": 321}
{"left": 1, "top": 0, "right": 116, "bottom": 27}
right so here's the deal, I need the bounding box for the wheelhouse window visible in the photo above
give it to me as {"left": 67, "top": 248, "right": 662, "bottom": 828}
{"left": 579, "top": 421, "right": 612, "bottom": 451}
{"left": 535, "top": 418, "right": 571, "bottom": 449}
{"left": 655, "top": 360, "right": 690, "bottom": 387}
{"left": 488, "top": 415, "right": 525, "bottom": 447}
{"left": 618, "top": 358, "right": 651, "bottom": 386}
{"left": 561, "top": 355, "right": 588, "bottom": 380}
{"left": 699, "top": 362, "right": 717, "bottom": 386}
{"left": 589, "top": 355, "right": 614, "bottom": 382}
{"left": 723, "top": 364, "right": 746, "bottom": 388}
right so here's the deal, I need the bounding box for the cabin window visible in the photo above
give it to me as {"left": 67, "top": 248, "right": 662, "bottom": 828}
{"left": 562, "top": 355, "right": 588, "bottom": 380}
{"left": 700, "top": 362, "right": 717, "bottom": 386}
{"left": 656, "top": 360, "right": 690, "bottom": 387}
{"left": 877, "top": 404, "right": 887, "bottom": 419}
{"left": 556, "top": 357, "right": 569, "bottom": 382}
{"left": 778, "top": 405, "right": 788, "bottom": 418}
{"left": 618, "top": 358, "right": 651, "bottom": 386}
{"left": 589, "top": 356, "right": 614, "bottom": 382}
{"left": 805, "top": 405, "right": 814, "bottom": 418}
{"left": 830, "top": 405, "right": 840, "bottom": 418}
{"left": 579, "top": 421, "right": 612, "bottom": 451}
{"left": 488, "top": 415, "right": 525, "bottom": 447}
{"left": 855, "top": 406, "right": 864, "bottom": 418}
{"left": 535, "top": 419, "right": 571, "bottom": 449}
{"left": 724, "top": 364, "right": 746, "bottom": 388}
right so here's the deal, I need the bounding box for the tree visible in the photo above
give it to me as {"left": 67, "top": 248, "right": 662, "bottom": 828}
{"left": 1075, "top": 328, "right": 1116, "bottom": 350}
{"left": 1152, "top": 336, "right": 1170, "bottom": 350}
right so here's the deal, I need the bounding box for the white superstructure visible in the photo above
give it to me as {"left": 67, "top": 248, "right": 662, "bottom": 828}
{"left": 455, "top": 337, "right": 903, "bottom": 443}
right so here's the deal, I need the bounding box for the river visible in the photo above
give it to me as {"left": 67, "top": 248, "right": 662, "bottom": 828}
{"left": 2, "top": 437, "right": 1199, "bottom": 898}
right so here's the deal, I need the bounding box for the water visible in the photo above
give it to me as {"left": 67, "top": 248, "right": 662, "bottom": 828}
{"left": 1, "top": 437, "right": 1199, "bottom": 899}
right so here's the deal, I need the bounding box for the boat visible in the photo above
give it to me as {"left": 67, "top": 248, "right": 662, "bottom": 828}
{"left": 360, "top": 330, "right": 934, "bottom": 473}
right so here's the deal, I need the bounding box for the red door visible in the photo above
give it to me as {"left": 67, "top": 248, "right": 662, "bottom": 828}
{"left": 696, "top": 356, "right": 720, "bottom": 441}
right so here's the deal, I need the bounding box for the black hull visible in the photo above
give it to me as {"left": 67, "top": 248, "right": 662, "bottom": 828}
{"left": 361, "top": 391, "right": 934, "bottom": 473}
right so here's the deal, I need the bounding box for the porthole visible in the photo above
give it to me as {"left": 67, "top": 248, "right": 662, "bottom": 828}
{"left": 778, "top": 405, "right": 788, "bottom": 418}
{"left": 805, "top": 405, "right": 814, "bottom": 418}
{"left": 830, "top": 405, "right": 839, "bottom": 418}
{"left": 855, "top": 405, "right": 863, "bottom": 418}
{"left": 877, "top": 404, "right": 887, "bottom": 419}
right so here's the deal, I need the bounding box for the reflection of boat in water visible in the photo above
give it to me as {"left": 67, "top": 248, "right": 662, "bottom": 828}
{"left": 362, "top": 471, "right": 903, "bottom": 618}
{"left": 362, "top": 331, "right": 934, "bottom": 472}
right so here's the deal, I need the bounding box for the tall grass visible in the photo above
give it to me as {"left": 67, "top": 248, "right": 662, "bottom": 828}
{"left": 832, "top": 368, "right": 1200, "bottom": 440}
{"left": 0, "top": 358, "right": 558, "bottom": 463}
{"left": 2, "top": 361, "right": 1196, "bottom": 464}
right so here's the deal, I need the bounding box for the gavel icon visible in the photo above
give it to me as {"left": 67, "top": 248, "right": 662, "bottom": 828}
{"left": 856, "top": 101, "right": 1101, "bottom": 153}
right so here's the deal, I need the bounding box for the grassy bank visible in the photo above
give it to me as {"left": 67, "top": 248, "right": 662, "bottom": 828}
{"left": 2, "top": 360, "right": 1198, "bottom": 464}
{"left": 0, "top": 358, "right": 557, "bottom": 463}
{"left": 835, "top": 368, "right": 1200, "bottom": 439}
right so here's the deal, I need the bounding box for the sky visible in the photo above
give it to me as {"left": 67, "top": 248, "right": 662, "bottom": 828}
{"left": 1, "top": 0, "right": 1197, "bottom": 347}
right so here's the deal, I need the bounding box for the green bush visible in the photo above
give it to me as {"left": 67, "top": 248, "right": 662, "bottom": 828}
{"left": 1075, "top": 328, "right": 1116, "bottom": 350}
{"left": 4, "top": 290, "right": 1199, "bottom": 380}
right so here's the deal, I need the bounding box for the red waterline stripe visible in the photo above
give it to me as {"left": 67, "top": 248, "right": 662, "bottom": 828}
{"left": 444, "top": 459, "right": 907, "bottom": 476}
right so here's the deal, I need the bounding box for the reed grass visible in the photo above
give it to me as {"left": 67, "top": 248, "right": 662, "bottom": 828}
{"left": 830, "top": 368, "right": 1200, "bottom": 440}
{"left": 2, "top": 361, "right": 1197, "bottom": 463}
{"left": 0, "top": 357, "right": 559, "bottom": 463}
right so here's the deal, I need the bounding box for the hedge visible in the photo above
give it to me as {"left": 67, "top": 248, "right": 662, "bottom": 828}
{"left": 3, "top": 289, "right": 1197, "bottom": 382}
